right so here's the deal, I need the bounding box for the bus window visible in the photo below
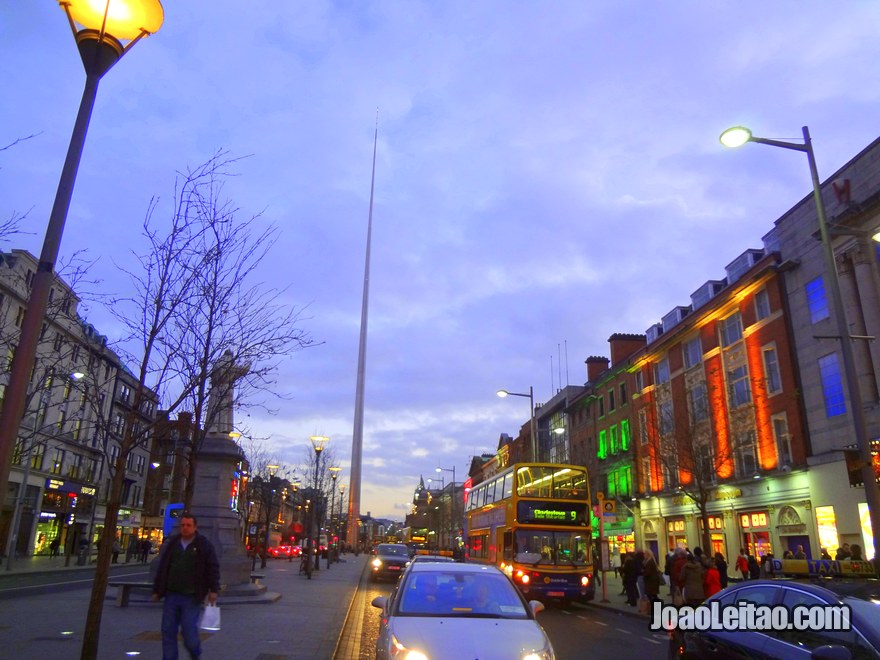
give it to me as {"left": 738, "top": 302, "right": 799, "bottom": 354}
{"left": 502, "top": 473, "right": 513, "bottom": 499}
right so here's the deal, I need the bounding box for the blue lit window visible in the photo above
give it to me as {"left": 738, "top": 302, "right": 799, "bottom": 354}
{"left": 805, "top": 276, "right": 829, "bottom": 323}
{"left": 818, "top": 353, "right": 846, "bottom": 417}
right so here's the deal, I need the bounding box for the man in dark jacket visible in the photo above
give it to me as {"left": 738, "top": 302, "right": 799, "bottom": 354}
{"left": 152, "top": 513, "right": 220, "bottom": 660}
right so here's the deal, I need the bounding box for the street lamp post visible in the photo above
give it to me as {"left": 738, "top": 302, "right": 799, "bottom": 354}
{"left": 338, "top": 483, "right": 346, "bottom": 549}
{"left": 309, "top": 436, "right": 328, "bottom": 570}
{"left": 260, "top": 464, "right": 280, "bottom": 570}
{"left": 721, "top": 125, "right": 880, "bottom": 568}
{"left": 328, "top": 466, "right": 341, "bottom": 565}
{"left": 0, "top": 0, "right": 165, "bottom": 517}
{"left": 497, "top": 387, "right": 538, "bottom": 461}
{"left": 436, "top": 466, "right": 456, "bottom": 552}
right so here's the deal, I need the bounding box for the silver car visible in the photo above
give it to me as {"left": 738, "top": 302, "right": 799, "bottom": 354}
{"left": 371, "top": 562, "right": 555, "bottom": 660}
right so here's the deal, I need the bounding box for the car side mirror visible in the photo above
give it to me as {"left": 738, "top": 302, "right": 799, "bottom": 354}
{"left": 811, "top": 645, "right": 852, "bottom": 660}
{"left": 529, "top": 600, "right": 545, "bottom": 616}
{"left": 371, "top": 596, "right": 387, "bottom": 610}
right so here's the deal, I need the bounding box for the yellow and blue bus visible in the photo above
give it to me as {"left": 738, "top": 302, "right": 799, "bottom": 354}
{"left": 465, "top": 463, "right": 595, "bottom": 603}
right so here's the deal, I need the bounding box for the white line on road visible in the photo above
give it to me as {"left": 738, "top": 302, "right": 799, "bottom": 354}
{"left": 616, "top": 628, "right": 629, "bottom": 634}
{"left": 642, "top": 637, "right": 661, "bottom": 645}
{"left": 594, "top": 620, "right": 608, "bottom": 626}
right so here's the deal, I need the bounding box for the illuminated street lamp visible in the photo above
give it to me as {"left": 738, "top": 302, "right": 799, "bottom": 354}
{"left": 721, "top": 124, "right": 880, "bottom": 567}
{"left": 309, "top": 436, "right": 328, "bottom": 566}
{"left": 0, "top": 0, "right": 164, "bottom": 513}
{"left": 436, "top": 465, "right": 457, "bottom": 551}
{"left": 328, "top": 466, "right": 341, "bottom": 565}
{"left": 497, "top": 387, "right": 538, "bottom": 461}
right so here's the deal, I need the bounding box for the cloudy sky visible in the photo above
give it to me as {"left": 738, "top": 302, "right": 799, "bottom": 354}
{"left": 3, "top": 2, "right": 880, "bottom": 521}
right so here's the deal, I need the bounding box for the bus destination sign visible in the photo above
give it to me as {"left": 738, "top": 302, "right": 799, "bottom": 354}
{"left": 517, "top": 501, "right": 588, "bottom": 526}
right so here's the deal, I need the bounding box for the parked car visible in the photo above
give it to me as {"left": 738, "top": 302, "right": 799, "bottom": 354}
{"left": 290, "top": 545, "right": 302, "bottom": 557}
{"left": 671, "top": 578, "right": 880, "bottom": 659}
{"left": 370, "top": 543, "right": 411, "bottom": 582}
{"left": 372, "top": 562, "right": 554, "bottom": 659}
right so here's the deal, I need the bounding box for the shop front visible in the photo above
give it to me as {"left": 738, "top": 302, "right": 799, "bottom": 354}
{"left": 666, "top": 517, "right": 687, "bottom": 553}
{"left": 699, "top": 514, "right": 727, "bottom": 558}
{"left": 740, "top": 510, "right": 772, "bottom": 558}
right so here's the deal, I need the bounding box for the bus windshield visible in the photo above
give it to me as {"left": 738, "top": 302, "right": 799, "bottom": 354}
{"left": 514, "top": 530, "right": 589, "bottom": 566}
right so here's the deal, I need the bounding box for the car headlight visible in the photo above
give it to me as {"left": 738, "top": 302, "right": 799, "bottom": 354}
{"left": 372, "top": 558, "right": 382, "bottom": 568}
{"left": 390, "top": 634, "right": 428, "bottom": 660}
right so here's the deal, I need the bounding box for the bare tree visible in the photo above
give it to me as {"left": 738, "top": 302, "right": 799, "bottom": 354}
{"left": 80, "top": 151, "right": 314, "bottom": 660}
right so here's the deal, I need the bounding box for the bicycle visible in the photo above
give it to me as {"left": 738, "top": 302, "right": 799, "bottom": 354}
{"left": 299, "top": 552, "right": 313, "bottom": 579}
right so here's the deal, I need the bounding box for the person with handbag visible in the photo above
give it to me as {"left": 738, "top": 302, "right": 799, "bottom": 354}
{"left": 152, "top": 512, "right": 221, "bottom": 660}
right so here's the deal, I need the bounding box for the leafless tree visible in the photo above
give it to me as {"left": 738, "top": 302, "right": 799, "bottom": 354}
{"left": 80, "top": 151, "right": 315, "bottom": 660}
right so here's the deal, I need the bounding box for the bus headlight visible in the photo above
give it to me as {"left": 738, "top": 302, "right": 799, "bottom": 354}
{"left": 520, "top": 573, "right": 530, "bottom": 584}
{"left": 581, "top": 576, "right": 589, "bottom": 587}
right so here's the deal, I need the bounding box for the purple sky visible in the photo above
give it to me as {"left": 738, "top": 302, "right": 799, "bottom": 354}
{"left": 3, "top": 2, "right": 880, "bottom": 519}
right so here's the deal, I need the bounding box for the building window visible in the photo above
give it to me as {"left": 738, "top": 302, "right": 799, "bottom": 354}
{"left": 683, "top": 337, "right": 702, "bottom": 369}
{"left": 608, "top": 389, "right": 616, "bottom": 412}
{"left": 735, "top": 431, "right": 758, "bottom": 478}
{"left": 620, "top": 419, "right": 631, "bottom": 451}
{"left": 818, "top": 353, "right": 846, "bottom": 417}
{"left": 806, "top": 276, "right": 829, "bottom": 323}
{"left": 136, "top": 454, "right": 146, "bottom": 475}
{"left": 762, "top": 345, "right": 782, "bottom": 395}
{"left": 15, "top": 307, "right": 25, "bottom": 327}
{"left": 634, "top": 370, "right": 644, "bottom": 392}
{"left": 772, "top": 414, "right": 792, "bottom": 467}
{"left": 119, "top": 384, "right": 132, "bottom": 404}
{"left": 73, "top": 418, "right": 82, "bottom": 442}
{"left": 56, "top": 409, "right": 66, "bottom": 432}
{"left": 688, "top": 382, "right": 709, "bottom": 423}
{"left": 51, "top": 448, "right": 65, "bottom": 475}
{"left": 597, "top": 429, "right": 608, "bottom": 459}
{"left": 720, "top": 312, "right": 743, "bottom": 347}
{"left": 655, "top": 357, "right": 670, "bottom": 385}
{"left": 728, "top": 364, "right": 752, "bottom": 407}
{"left": 114, "top": 412, "right": 126, "bottom": 436}
{"left": 659, "top": 400, "right": 674, "bottom": 435}
{"left": 598, "top": 396, "right": 605, "bottom": 417}
{"left": 695, "top": 443, "right": 715, "bottom": 484}
{"left": 31, "top": 443, "right": 44, "bottom": 470}
{"left": 755, "top": 288, "right": 771, "bottom": 320}
{"left": 619, "top": 382, "right": 628, "bottom": 406}
{"left": 67, "top": 454, "right": 83, "bottom": 479}
{"left": 641, "top": 456, "right": 652, "bottom": 492}
{"left": 609, "top": 425, "right": 619, "bottom": 455}
{"left": 86, "top": 458, "right": 98, "bottom": 482}
{"left": 638, "top": 409, "right": 649, "bottom": 446}
{"left": 109, "top": 444, "right": 119, "bottom": 468}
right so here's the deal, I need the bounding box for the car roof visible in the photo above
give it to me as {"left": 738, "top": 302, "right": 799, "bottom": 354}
{"left": 715, "top": 578, "right": 880, "bottom": 603}
{"left": 406, "top": 562, "right": 504, "bottom": 576}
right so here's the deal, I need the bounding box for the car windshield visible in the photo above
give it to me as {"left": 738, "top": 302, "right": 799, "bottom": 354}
{"left": 379, "top": 545, "right": 409, "bottom": 557}
{"left": 513, "top": 530, "right": 589, "bottom": 566}
{"left": 398, "top": 571, "right": 528, "bottom": 618}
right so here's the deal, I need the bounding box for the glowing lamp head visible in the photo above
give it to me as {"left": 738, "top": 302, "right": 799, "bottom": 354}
{"left": 63, "top": 0, "right": 165, "bottom": 40}
{"left": 720, "top": 126, "right": 752, "bottom": 148}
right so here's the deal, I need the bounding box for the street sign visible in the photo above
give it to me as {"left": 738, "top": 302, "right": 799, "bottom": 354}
{"left": 601, "top": 500, "right": 616, "bottom": 516}
{"left": 596, "top": 491, "right": 604, "bottom": 500}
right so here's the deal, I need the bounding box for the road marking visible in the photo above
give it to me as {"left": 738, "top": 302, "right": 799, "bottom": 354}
{"left": 594, "top": 620, "right": 608, "bottom": 626}
{"left": 642, "top": 637, "right": 661, "bottom": 645}
{"left": 616, "top": 628, "right": 628, "bottom": 634}
{"left": 576, "top": 615, "right": 588, "bottom": 620}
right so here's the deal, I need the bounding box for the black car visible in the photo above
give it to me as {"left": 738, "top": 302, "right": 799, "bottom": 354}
{"left": 671, "top": 579, "right": 880, "bottom": 659}
{"left": 370, "top": 543, "right": 411, "bottom": 582}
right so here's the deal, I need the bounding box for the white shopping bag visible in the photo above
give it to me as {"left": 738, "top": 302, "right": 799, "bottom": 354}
{"left": 199, "top": 603, "right": 221, "bottom": 631}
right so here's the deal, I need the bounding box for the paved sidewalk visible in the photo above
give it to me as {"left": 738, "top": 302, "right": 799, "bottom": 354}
{"left": 1, "top": 552, "right": 156, "bottom": 576}
{"left": 581, "top": 570, "right": 677, "bottom": 619}
{"left": 0, "top": 552, "right": 369, "bottom": 659}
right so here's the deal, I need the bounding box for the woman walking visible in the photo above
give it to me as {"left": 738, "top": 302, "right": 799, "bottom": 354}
{"left": 643, "top": 549, "right": 662, "bottom": 606}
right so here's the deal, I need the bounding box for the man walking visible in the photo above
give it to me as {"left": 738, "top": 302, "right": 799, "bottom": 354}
{"left": 152, "top": 513, "right": 220, "bottom": 660}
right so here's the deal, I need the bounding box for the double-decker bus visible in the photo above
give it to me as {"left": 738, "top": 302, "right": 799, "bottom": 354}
{"left": 465, "top": 462, "right": 594, "bottom": 603}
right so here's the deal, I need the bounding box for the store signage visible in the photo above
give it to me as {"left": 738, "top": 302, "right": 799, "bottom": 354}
{"left": 45, "top": 478, "right": 94, "bottom": 496}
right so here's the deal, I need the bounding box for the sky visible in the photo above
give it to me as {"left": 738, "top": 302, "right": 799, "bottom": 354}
{"left": 2, "top": 2, "right": 880, "bottom": 521}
